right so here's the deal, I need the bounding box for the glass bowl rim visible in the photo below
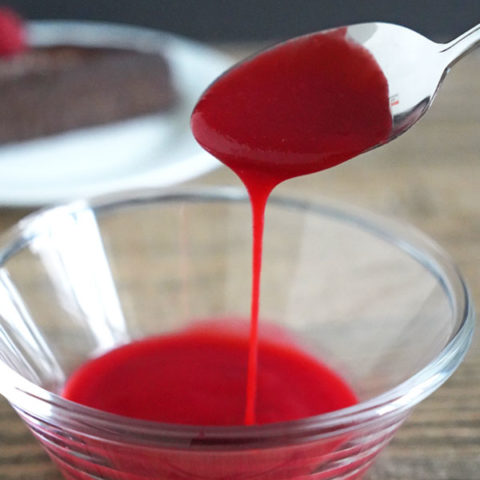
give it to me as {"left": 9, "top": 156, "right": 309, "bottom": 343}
{"left": 0, "top": 186, "right": 474, "bottom": 447}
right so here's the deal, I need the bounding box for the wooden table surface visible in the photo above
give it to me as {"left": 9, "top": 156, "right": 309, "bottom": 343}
{"left": 0, "top": 45, "right": 479, "bottom": 479}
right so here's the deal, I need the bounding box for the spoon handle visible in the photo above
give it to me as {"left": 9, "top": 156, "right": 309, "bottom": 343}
{"left": 440, "top": 23, "right": 480, "bottom": 68}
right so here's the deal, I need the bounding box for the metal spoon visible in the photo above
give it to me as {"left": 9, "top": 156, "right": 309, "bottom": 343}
{"left": 346, "top": 22, "right": 480, "bottom": 141}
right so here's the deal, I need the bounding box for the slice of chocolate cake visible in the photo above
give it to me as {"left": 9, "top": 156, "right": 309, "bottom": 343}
{"left": 0, "top": 45, "right": 177, "bottom": 143}
{"left": 0, "top": 9, "right": 178, "bottom": 144}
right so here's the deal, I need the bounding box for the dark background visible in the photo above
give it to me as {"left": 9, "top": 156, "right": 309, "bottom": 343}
{"left": 3, "top": 0, "right": 480, "bottom": 43}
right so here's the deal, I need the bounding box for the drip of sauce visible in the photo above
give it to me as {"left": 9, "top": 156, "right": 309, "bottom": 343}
{"left": 191, "top": 27, "right": 392, "bottom": 424}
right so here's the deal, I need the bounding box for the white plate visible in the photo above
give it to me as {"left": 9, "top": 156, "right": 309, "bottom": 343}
{"left": 0, "top": 21, "right": 233, "bottom": 207}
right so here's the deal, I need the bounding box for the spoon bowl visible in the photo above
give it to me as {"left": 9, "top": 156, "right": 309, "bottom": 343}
{"left": 193, "top": 22, "right": 480, "bottom": 174}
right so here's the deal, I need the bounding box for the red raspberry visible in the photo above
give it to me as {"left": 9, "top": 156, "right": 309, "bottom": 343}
{"left": 0, "top": 7, "right": 26, "bottom": 57}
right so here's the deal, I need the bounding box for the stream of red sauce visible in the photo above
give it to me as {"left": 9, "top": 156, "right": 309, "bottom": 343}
{"left": 191, "top": 27, "right": 391, "bottom": 424}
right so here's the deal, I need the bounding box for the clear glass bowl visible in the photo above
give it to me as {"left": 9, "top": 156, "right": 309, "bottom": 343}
{"left": 0, "top": 187, "right": 474, "bottom": 480}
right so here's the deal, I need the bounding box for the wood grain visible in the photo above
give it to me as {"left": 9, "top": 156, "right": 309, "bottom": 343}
{"left": 0, "top": 46, "right": 479, "bottom": 479}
